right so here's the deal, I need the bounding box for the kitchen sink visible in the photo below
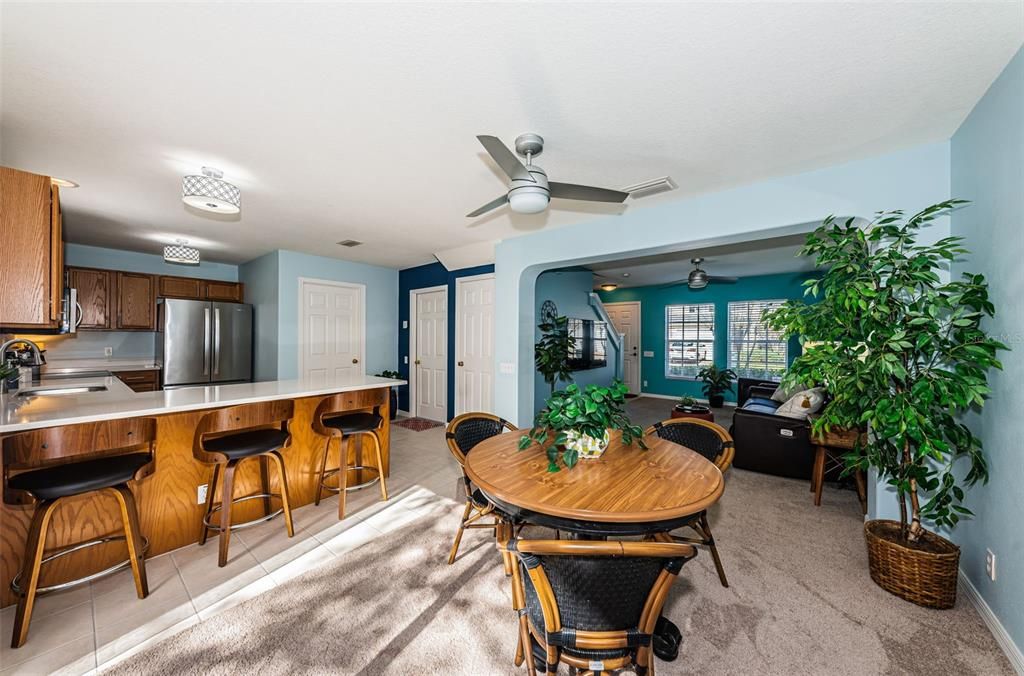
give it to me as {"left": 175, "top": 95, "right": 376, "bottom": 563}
{"left": 17, "top": 385, "right": 108, "bottom": 397}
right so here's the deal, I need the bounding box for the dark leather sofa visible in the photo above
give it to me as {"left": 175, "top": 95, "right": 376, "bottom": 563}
{"left": 730, "top": 380, "right": 817, "bottom": 480}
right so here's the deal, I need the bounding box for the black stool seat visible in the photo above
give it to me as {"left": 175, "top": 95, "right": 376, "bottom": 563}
{"left": 203, "top": 428, "right": 289, "bottom": 460}
{"left": 322, "top": 412, "right": 382, "bottom": 434}
{"left": 9, "top": 452, "right": 151, "bottom": 501}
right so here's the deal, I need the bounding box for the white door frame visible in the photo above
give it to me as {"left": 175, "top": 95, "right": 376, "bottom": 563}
{"left": 454, "top": 272, "right": 495, "bottom": 415}
{"left": 408, "top": 284, "right": 448, "bottom": 418}
{"left": 603, "top": 301, "right": 642, "bottom": 392}
{"left": 296, "top": 277, "right": 367, "bottom": 379}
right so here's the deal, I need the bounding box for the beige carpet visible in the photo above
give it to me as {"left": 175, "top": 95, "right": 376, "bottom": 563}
{"left": 104, "top": 471, "right": 1012, "bottom": 675}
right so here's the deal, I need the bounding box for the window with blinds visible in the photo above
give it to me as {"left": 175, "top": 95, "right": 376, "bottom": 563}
{"left": 727, "top": 300, "right": 788, "bottom": 379}
{"left": 665, "top": 303, "right": 715, "bottom": 378}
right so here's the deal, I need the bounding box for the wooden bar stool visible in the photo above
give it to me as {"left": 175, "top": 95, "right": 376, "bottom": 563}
{"left": 312, "top": 395, "right": 388, "bottom": 520}
{"left": 193, "top": 400, "right": 295, "bottom": 567}
{"left": 3, "top": 418, "right": 156, "bottom": 648}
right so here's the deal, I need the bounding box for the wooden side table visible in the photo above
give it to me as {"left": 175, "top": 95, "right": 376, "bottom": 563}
{"left": 670, "top": 407, "right": 715, "bottom": 422}
{"left": 810, "top": 424, "right": 868, "bottom": 514}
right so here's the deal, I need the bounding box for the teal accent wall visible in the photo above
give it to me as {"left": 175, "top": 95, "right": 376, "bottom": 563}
{"left": 534, "top": 270, "right": 618, "bottom": 413}
{"left": 238, "top": 251, "right": 280, "bottom": 381}
{"left": 274, "top": 250, "right": 398, "bottom": 380}
{"left": 598, "top": 272, "right": 813, "bottom": 402}
{"left": 951, "top": 46, "right": 1024, "bottom": 657}
{"left": 41, "top": 243, "right": 239, "bottom": 361}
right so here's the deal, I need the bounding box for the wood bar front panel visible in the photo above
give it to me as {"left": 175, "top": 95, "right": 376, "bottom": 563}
{"left": 0, "top": 386, "right": 390, "bottom": 607}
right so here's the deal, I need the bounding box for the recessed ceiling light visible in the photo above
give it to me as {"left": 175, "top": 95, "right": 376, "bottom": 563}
{"left": 51, "top": 177, "right": 79, "bottom": 188}
{"left": 622, "top": 272, "right": 631, "bottom": 278}
{"left": 182, "top": 166, "right": 241, "bottom": 214}
{"left": 600, "top": 283, "right": 618, "bottom": 292}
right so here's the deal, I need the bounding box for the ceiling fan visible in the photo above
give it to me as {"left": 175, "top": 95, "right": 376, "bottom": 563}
{"left": 467, "top": 133, "right": 630, "bottom": 217}
{"left": 663, "top": 258, "right": 738, "bottom": 289}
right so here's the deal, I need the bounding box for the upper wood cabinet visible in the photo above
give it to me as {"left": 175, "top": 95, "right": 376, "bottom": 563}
{"left": 203, "top": 280, "right": 244, "bottom": 302}
{"left": 0, "top": 167, "right": 63, "bottom": 328}
{"left": 68, "top": 266, "right": 112, "bottom": 330}
{"left": 115, "top": 272, "right": 157, "bottom": 330}
{"left": 157, "top": 275, "right": 203, "bottom": 299}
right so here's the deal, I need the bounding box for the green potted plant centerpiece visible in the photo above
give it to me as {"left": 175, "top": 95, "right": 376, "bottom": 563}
{"left": 697, "top": 365, "right": 736, "bottom": 408}
{"left": 765, "top": 201, "right": 1006, "bottom": 609}
{"left": 675, "top": 395, "right": 710, "bottom": 414}
{"left": 375, "top": 369, "right": 402, "bottom": 420}
{"left": 520, "top": 380, "right": 646, "bottom": 471}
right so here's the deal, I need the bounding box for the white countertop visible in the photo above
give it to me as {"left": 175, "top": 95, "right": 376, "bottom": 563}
{"left": 42, "top": 358, "right": 163, "bottom": 374}
{"left": 0, "top": 374, "right": 406, "bottom": 433}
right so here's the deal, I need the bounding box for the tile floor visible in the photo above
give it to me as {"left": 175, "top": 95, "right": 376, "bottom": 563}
{"left": 0, "top": 422, "right": 462, "bottom": 675}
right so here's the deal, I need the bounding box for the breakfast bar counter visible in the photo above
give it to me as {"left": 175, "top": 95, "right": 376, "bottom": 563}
{"left": 0, "top": 374, "right": 404, "bottom": 607}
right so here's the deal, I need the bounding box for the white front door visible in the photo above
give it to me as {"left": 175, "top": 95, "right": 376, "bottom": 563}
{"left": 300, "top": 279, "right": 364, "bottom": 385}
{"left": 413, "top": 288, "right": 447, "bottom": 422}
{"left": 455, "top": 274, "right": 495, "bottom": 415}
{"left": 604, "top": 301, "right": 641, "bottom": 394}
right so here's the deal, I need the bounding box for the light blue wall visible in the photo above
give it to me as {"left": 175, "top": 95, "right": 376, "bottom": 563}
{"left": 42, "top": 243, "right": 239, "bottom": 361}
{"left": 238, "top": 251, "right": 280, "bottom": 381}
{"left": 275, "top": 250, "right": 398, "bottom": 380}
{"left": 534, "top": 270, "right": 617, "bottom": 413}
{"left": 65, "top": 243, "right": 238, "bottom": 281}
{"left": 598, "top": 272, "right": 812, "bottom": 401}
{"left": 950, "top": 46, "right": 1023, "bottom": 655}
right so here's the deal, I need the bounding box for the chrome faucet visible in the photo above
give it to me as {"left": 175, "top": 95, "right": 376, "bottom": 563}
{"left": 1, "top": 339, "right": 45, "bottom": 389}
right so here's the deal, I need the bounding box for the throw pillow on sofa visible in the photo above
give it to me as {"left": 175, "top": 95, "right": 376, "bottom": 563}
{"left": 770, "top": 381, "right": 806, "bottom": 403}
{"left": 775, "top": 387, "right": 826, "bottom": 419}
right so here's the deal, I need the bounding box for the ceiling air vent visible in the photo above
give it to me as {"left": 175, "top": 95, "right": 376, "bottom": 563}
{"left": 337, "top": 239, "right": 363, "bottom": 247}
{"left": 621, "top": 176, "right": 678, "bottom": 199}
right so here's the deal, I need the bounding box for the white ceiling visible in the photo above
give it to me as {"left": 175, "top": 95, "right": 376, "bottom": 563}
{"left": 2, "top": 3, "right": 1021, "bottom": 269}
{"left": 586, "top": 233, "right": 817, "bottom": 288}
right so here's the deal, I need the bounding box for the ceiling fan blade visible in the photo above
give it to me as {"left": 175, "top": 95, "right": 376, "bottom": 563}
{"left": 549, "top": 182, "right": 629, "bottom": 203}
{"left": 659, "top": 279, "right": 691, "bottom": 288}
{"left": 476, "top": 136, "right": 535, "bottom": 183}
{"left": 707, "top": 276, "right": 739, "bottom": 283}
{"left": 466, "top": 194, "right": 509, "bottom": 218}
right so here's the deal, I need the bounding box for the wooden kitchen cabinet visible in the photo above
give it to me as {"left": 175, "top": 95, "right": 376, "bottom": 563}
{"left": 157, "top": 275, "right": 203, "bottom": 299}
{"left": 0, "top": 167, "right": 63, "bottom": 328}
{"left": 115, "top": 271, "right": 157, "bottom": 330}
{"left": 112, "top": 369, "right": 160, "bottom": 392}
{"left": 203, "top": 280, "right": 244, "bottom": 302}
{"left": 67, "top": 266, "right": 112, "bottom": 329}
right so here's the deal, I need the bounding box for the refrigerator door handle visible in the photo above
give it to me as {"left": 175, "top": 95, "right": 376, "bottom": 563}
{"left": 214, "top": 307, "right": 221, "bottom": 376}
{"left": 203, "top": 307, "right": 211, "bottom": 376}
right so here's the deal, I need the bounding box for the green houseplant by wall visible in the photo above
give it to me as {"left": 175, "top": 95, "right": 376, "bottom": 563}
{"left": 535, "top": 315, "right": 573, "bottom": 394}
{"left": 697, "top": 365, "right": 736, "bottom": 408}
{"left": 765, "top": 201, "right": 1006, "bottom": 609}
{"left": 519, "top": 380, "right": 646, "bottom": 471}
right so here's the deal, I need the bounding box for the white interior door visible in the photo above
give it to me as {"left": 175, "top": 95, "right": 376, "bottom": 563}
{"left": 300, "top": 280, "right": 364, "bottom": 385}
{"left": 455, "top": 274, "right": 495, "bottom": 415}
{"left": 413, "top": 288, "right": 447, "bottom": 422}
{"left": 604, "top": 302, "right": 641, "bottom": 394}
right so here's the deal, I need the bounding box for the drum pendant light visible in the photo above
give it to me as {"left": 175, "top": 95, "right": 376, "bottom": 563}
{"left": 163, "top": 239, "right": 201, "bottom": 266}
{"left": 182, "top": 166, "right": 240, "bottom": 214}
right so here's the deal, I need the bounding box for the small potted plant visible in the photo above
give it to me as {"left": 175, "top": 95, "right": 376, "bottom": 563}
{"left": 375, "top": 369, "right": 402, "bottom": 420}
{"left": 519, "top": 380, "right": 646, "bottom": 471}
{"left": 535, "top": 315, "right": 574, "bottom": 394}
{"left": 675, "top": 395, "right": 710, "bottom": 414}
{"left": 697, "top": 365, "right": 736, "bottom": 408}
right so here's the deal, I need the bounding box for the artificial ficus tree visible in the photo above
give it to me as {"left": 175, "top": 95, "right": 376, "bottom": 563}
{"left": 535, "top": 315, "right": 574, "bottom": 394}
{"left": 765, "top": 200, "right": 1006, "bottom": 544}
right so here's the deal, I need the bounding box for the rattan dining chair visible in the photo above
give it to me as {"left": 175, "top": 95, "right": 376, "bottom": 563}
{"left": 445, "top": 412, "right": 517, "bottom": 569}
{"left": 501, "top": 537, "right": 697, "bottom": 676}
{"left": 646, "top": 418, "right": 734, "bottom": 587}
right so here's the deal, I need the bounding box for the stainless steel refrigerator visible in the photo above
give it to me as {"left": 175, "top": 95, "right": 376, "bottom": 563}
{"left": 157, "top": 299, "right": 253, "bottom": 388}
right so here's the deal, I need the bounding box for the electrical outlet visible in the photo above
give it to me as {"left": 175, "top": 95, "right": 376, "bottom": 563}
{"left": 643, "top": 380, "right": 648, "bottom": 387}
{"left": 104, "top": 346, "right": 113, "bottom": 357}
{"left": 985, "top": 548, "right": 996, "bottom": 581}
{"left": 197, "top": 483, "right": 208, "bottom": 505}
{"left": 402, "top": 320, "right": 408, "bottom": 329}
{"left": 403, "top": 355, "right": 408, "bottom": 364}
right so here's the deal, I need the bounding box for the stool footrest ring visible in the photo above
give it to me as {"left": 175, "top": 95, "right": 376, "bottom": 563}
{"left": 320, "top": 465, "right": 382, "bottom": 493}
{"left": 203, "top": 493, "right": 285, "bottom": 532}
{"left": 11, "top": 535, "right": 151, "bottom": 596}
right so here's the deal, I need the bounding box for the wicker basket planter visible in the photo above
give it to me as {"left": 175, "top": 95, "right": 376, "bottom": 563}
{"left": 864, "top": 520, "right": 960, "bottom": 609}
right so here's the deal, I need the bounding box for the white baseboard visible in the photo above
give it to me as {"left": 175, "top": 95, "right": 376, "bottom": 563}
{"left": 637, "top": 392, "right": 736, "bottom": 408}
{"left": 959, "top": 570, "right": 1024, "bottom": 674}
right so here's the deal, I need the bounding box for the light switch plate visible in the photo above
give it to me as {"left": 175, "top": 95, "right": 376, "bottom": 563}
{"left": 403, "top": 356, "right": 408, "bottom": 364}
{"left": 642, "top": 350, "right": 654, "bottom": 358}
{"left": 402, "top": 320, "right": 408, "bottom": 329}
{"left": 104, "top": 347, "right": 113, "bottom": 357}
{"left": 499, "top": 362, "right": 515, "bottom": 375}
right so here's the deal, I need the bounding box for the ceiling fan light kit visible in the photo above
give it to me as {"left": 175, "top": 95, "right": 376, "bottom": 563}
{"left": 468, "top": 133, "right": 631, "bottom": 217}
{"left": 182, "top": 166, "right": 241, "bottom": 214}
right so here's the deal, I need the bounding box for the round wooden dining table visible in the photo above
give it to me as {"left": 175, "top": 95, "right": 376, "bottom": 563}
{"left": 464, "top": 429, "right": 725, "bottom": 536}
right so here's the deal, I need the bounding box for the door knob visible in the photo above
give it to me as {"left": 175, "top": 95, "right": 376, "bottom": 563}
{"left": 457, "top": 361, "right": 464, "bottom": 367}
{"left": 414, "top": 359, "right": 421, "bottom": 365}
{"left": 352, "top": 358, "right": 359, "bottom": 364}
